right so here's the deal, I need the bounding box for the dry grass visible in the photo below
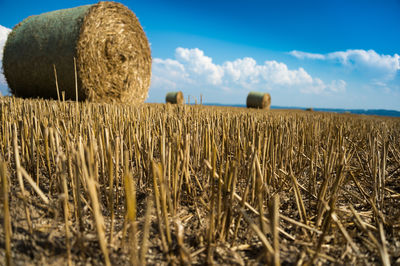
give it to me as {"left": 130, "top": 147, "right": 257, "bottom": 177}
{"left": 0, "top": 97, "right": 399, "bottom": 265}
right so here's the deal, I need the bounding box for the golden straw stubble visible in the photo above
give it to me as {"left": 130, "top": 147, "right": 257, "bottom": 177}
{"left": 1, "top": 97, "right": 399, "bottom": 265}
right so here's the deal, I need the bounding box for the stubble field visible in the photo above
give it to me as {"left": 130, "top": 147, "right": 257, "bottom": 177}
{"left": 0, "top": 97, "right": 399, "bottom": 265}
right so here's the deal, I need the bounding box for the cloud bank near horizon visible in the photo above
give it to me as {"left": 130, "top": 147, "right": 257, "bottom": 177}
{"left": 151, "top": 47, "right": 345, "bottom": 100}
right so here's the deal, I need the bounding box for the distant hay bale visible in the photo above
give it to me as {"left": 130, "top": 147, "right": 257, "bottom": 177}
{"left": 166, "top": 91, "right": 184, "bottom": 104}
{"left": 2, "top": 2, "right": 151, "bottom": 103}
{"left": 246, "top": 92, "right": 271, "bottom": 109}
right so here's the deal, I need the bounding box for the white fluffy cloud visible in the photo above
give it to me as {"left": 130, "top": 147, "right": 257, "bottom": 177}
{"left": 0, "top": 25, "right": 11, "bottom": 91}
{"left": 175, "top": 47, "right": 224, "bottom": 85}
{"left": 151, "top": 47, "right": 344, "bottom": 98}
{"left": 289, "top": 49, "right": 400, "bottom": 80}
{"left": 0, "top": 25, "right": 10, "bottom": 58}
{"left": 289, "top": 50, "right": 325, "bottom": 60}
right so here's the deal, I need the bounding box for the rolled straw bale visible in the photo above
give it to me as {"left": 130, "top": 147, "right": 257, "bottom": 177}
{"left": 166, "top": 91, "right": 184, "bottom": 104}
{"left": 246, "top": 92, "right": 271, "bottom": 109}
{"left": 2, "top": 2, "right": 151, "bottom": 103}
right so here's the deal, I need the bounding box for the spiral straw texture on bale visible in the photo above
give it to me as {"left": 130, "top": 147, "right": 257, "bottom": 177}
{"left": 246, "top": 92, "right": 271, "bottom": 109}
{"left": 2, "top": 2, "right": 151, "bottom": 103}
{"left": 165, "top": 91, "right": 184, "bottom": 104}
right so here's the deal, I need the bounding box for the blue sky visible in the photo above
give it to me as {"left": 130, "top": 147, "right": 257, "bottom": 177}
{"left": 1, "top": 0, "right": 399, "bottom": 110}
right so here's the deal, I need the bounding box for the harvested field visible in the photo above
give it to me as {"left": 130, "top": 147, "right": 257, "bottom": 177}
{"left": 0, "top": 97, "right": 399, "bottom": 265}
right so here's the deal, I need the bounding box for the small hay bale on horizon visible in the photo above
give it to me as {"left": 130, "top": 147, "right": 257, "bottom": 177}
{"left": 166, "top": 91, "right": 184, "bottom": 104}
{"left": 246, "top": 91, "right": 271, "bottom": 109}
{"left": 2, "top": 2, "right": 151, "bottom": 103}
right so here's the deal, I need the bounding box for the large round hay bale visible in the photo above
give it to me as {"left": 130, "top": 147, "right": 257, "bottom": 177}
{"left": 2, "top": 2, "right": 151, "bottom": 103}
{"left": 166, "top": 91, "right": 184, "bottom": 104}
{"left": 246, "top": 92, "right": 271, "bottom": 109}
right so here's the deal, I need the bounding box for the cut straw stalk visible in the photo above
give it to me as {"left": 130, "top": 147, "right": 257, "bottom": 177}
{"left": 1, "top": 161, "right": 12, "bottom": 266}
{"left": 288, "top": 169, "right": 308, "bottom": 224}
{"left": 139, "top": 197, "right": 153, "bottom": 265}
{"left": 19, "top": 166, "right": 49, "bottom": 204}
{"left": 175, "top": 219, "right": 191, "bottom": 264}
{"left": 107, "top": 147, "right": 115, "bottom": 244}
{"left": 13, "top": 124, "right": 33, "bottom": 234}
{"left": 53, "top": 64, "right": 60, "bottom": 101}
{"left": 86, "top": 174, "right": 111, "bottom": 266}
{"left": 61, "top": 158, "right": 72, "bottom": 266}
{"left": 151, "top": 161, "right": 169, "bottom": 253}
{"left": 270, "top": 194, "right": 280, "bottom": 266}
{"left": 123, "top": 151, "right": 138, "bottom": 266}
{"left": 80, "top": 142, "right": 110, "bottom": 266}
